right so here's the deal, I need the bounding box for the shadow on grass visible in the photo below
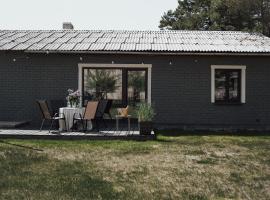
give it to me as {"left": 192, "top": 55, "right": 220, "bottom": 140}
{"left": 0, "top": 140, "right": 43, "bottom": 151}
{"left": 0, "top": 149, "right": 121, "bottom": 200}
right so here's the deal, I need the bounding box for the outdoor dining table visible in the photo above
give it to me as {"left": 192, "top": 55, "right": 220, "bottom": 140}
{"left": 59, "top": 107, "right": 92, "bottom": 131}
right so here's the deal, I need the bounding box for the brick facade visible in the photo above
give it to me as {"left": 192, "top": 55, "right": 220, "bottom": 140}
{"left": 1, "top": 51, "right": 270, "bottom": 129}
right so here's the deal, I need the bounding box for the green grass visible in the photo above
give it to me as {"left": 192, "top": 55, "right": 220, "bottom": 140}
{"left": 0, "top": 132, "right": 269, "bottom": 200}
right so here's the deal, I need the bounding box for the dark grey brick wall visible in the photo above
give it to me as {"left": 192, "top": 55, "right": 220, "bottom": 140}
{"left": 0, "top": 51, "right": 270, "bottom": 129}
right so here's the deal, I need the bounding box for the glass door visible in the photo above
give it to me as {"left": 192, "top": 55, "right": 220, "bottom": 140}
{"left": 82, "top": 67, "right": 147, "bottom": 118}
{"left": 127, "top": 69, "right": 147, "bottom": 115}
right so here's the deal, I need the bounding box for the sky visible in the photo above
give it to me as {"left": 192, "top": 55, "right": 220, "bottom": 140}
{"left": 0, "top": 0, "right": 178, "bottom": 30}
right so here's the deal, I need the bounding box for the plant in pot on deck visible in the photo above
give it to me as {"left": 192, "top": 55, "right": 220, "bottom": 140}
{"left": 136, "top": 102, "right": 155, "bottom": 135}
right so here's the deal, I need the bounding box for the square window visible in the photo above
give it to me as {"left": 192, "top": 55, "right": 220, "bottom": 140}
{"left": 211, "top": 66, "right": 246, "bottom": 104}
{"left": 215, "top": 69, "right": 241, "bottom": 103}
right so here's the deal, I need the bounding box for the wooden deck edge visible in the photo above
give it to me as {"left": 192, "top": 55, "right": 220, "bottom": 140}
{"left": 0, "top": 121, "right": 30, "bottom": 128}
{"left": 0, "top": 134, "right": 156, "bottom": 141}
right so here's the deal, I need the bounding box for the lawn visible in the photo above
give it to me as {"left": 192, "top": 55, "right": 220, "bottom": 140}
{"left": 0, "top": 133, "right": 269, "bottom": 200}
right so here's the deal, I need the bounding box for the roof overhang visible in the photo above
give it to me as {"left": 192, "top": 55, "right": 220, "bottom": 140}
{"left": 23, "top": 50, "right": 270, "bottom": 57}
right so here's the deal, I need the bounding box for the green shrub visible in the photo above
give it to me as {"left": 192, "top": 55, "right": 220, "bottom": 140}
{"left": 136, "top": 102, "right": 155, "bottom": 122}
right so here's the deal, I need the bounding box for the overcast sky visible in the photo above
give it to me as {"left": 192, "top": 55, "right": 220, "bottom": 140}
{"left": 0, "top": 0, "right": 178, "bottom": 30}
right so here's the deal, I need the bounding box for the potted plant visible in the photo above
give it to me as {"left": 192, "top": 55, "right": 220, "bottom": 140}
{"left": 136, "top": 102, "right": 155, "bottom": 135}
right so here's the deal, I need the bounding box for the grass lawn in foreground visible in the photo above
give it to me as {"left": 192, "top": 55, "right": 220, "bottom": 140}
{"left": 0, "top": 132, "right": 269, "bottom": 200}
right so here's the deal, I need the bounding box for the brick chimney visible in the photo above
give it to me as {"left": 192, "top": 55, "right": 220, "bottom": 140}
{"left": 63, "top": 22, "right": 74, "bottom": 30}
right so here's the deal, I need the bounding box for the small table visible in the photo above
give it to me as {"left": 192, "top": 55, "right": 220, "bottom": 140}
{"left": 59, "top": 107, "right": 92, "bottom": 131}
{"left": 115, "top": 115, "right": 131, "bottom": 133}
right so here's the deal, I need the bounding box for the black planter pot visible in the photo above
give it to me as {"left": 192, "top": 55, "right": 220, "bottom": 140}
{"left": 139, "top": 121, "right": 153, "bottom": 135}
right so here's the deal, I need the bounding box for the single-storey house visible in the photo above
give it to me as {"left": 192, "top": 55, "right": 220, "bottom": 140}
{"left": 1, "top": 25, "right": 270, "bottom": 130}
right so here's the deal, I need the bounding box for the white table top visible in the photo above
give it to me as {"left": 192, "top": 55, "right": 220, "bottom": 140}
{"left": 60, "top": 107, "right": 84, "bottom": 110}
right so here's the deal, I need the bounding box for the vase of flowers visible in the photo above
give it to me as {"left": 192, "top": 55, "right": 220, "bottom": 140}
{"left": 66, "top": 89, "right": 80, "bottom": 108}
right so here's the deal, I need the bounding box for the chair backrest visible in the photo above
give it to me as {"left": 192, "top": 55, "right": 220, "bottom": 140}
{"left": 104, "top": 99, "right": 113, "bottom": 114}
{"left": 84, "top": 101, "right": 99, "bottom": 120}
{"left": 36, "top": 100, "right": 52, "bottom": 119}
{"left": 96, "top": 100, "right": 108, "bottom": 118}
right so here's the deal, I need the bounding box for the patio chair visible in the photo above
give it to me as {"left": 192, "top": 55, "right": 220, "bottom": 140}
{"left": 36, "top": 100, "right": 67, "bottom": 133}
{"left": 96, "top": 99, "right": 109, "bottom": 128}
{"left": 104, "top": 99, "right": 113, "bottom": 119}
{"left": 72, "top": 101, "right": 99, "bottom": 132}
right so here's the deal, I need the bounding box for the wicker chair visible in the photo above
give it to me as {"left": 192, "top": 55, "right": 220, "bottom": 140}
{"left": 36, "top": 100, "right": 67, "bottom": 133}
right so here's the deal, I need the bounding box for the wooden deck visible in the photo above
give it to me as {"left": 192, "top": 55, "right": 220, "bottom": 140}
{"left": 0, "top": 121, "right": 30, "bottom": 128}
{"left": 0, "top": 128, "right": 156, "bottom": 140}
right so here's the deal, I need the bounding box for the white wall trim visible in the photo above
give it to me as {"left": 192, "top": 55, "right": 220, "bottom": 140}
{"left": 211, "top": 65, "right": 246, "bottom": 103}
{"left": 78, "top": 63, "right": 152, "bottom": 69}
{"left": 78, "top": 63, "right": 152, "bottom": 104}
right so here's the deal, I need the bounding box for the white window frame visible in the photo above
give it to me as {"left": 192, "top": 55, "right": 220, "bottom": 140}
{"left": 78, "top": 63, "right": 152, "bottom": 105}
{"left": 211, "top": 65, "right": 246, "bottom": 103}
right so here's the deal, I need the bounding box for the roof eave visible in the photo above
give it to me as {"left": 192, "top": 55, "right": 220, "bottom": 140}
{"left": 22, "top": 50, "right": 270, "bottom": 56}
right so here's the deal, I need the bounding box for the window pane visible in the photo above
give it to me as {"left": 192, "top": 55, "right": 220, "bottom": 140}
{"left": 128, "top": 70, "right": 146, "bottom": 105}
{"left": 228, "top": 71, "right": 240, "bottom": 101}
{"left": 83, "top": 69, "right": 122, "bottom": 104}
{"left": 128, "top": 70, "right": 146, "bottom": 116}
{"left": 215, "top": 70, "right": 226, "bottom": 101}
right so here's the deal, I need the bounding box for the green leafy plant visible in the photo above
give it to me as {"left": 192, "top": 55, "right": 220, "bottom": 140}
{"left": 136, "top": 102, "right": 155, "bottom": 122}
{"left": 86, "top": 69, "right": 119, "bottom": 99}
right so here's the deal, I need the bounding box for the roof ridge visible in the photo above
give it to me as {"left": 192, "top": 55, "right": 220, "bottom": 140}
{"left": 0, "top": 29, "right": 259, "bottom": 34}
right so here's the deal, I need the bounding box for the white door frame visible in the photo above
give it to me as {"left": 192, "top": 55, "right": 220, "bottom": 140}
{"left": 78, "top": 63, "right": 152, "bottom": 104}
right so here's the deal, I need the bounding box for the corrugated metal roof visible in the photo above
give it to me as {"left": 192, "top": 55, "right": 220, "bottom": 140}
{"left": 89, "top": 43, "right": 107, "bottom": 51}
{"left": 104, "top": 43, "right": 122, "bottom": 51}
{"left": 27, "top": 43, "right": 48, "bottom": 51}
{"left": 120, "top": 43, "right": 136, "bottom": 51}
{"left": 0, "top": 29, "right": 269, "bottom": 54}
{"left": 73, "top": 43, "right": 92, "bottom": 51}
{"left": 57, "top": 43, "right": 77, "bottom": 51}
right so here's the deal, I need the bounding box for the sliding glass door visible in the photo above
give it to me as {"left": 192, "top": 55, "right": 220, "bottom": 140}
{"left": 127, "top": 70, "right": 147, "bottom": 106}
{"left": 82, "top": 67, "right": 147, "bottom": 117}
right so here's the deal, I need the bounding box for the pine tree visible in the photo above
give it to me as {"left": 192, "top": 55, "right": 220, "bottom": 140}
{"left": 159, "top": 0, "right": 270, "bottom": 36}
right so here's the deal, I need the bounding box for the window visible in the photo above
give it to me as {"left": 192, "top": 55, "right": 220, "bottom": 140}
{"left": 128, "top": 70, "right": 147, "bottom": 106}
{"left": 83, "top": 69, "right": 123, "bottom": 105}
{"left": 79, "top": 64, "right": 151, "bottom": 117}
{"left": 211, "top": 65, "right": 246, "bottom": 104}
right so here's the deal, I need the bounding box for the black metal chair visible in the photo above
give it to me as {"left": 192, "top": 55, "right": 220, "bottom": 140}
{"left": 96, "top": 99, "right": 109, "bottom": 128}
{"left": 36, "top": 100, "right": 67, "bottom": 133}
{"left": 104, "top": 99, "right": 113, "bottom": 119}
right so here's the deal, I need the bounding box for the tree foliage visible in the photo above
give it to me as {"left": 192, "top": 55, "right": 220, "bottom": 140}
{"left": 86, "top": 70, "right": 119, "bottom": 99}
{"left": 159, "top": 0, "right": 270, "bottom": 36}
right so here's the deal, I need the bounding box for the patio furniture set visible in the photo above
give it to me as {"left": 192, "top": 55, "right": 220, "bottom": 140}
{"left": 36, "top": 99, "right": 131, "bottom": 133}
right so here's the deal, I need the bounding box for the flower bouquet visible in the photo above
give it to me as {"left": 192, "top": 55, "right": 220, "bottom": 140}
{"left": 66, "top": 89, "right": 80, "bottom": 107}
